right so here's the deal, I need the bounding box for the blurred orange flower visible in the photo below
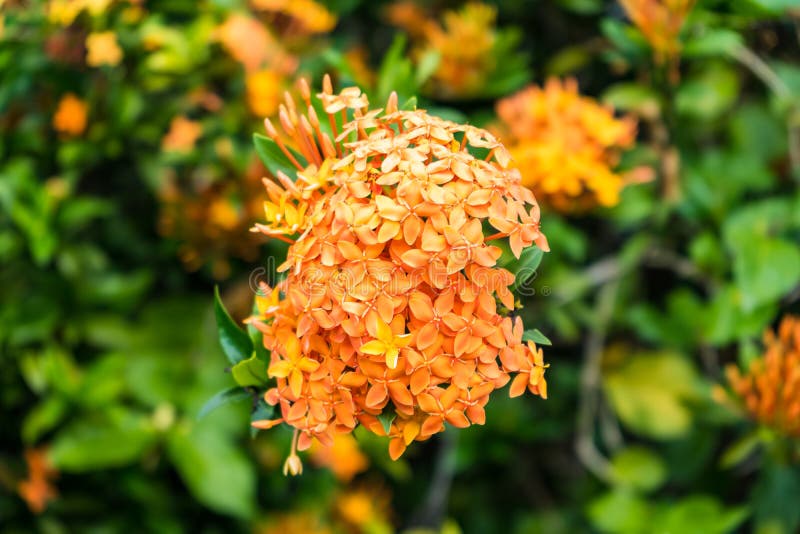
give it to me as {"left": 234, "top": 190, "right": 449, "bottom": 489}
{"left": 495, "top": 78, "right": 639, "bottom": 211}
{"left": 53, "top": 93, "right": 88, "bottom": 136}
{"left": 249, "top": 76, "right": 549, "bottom": 471}
{"left": 726, "top": 316, "right": 800, "bottom": 438}
{"left": 86, "top": 31, "right": 123, "bottom": 67}
{"left": 246, "top": 69, "right": 285, "bottom": 117}
{"left": 157, "top": 157, "right": 267, "bottom": 279}
{"left": 620, "top": 0, "right": 694, "bottom": 68}
{"left": 335, "top": 485, "right": 392, "bottom": 530}
{"left": 309, "top": 433, "right": 368, "bottom": 482}
{"left": 390, "top": 2, "right": 499, "bottom": 99}
{"left": 162, "top": 116, "right": 202, "bottom": 153}
{"left": 17, "top": 448, "right": 58, "bottom": 514}
{"left": 251, "top": 0, "right": 337, "bottom": 34}
{"left": 256, "top": 511, "right": 332, "bottom": 534}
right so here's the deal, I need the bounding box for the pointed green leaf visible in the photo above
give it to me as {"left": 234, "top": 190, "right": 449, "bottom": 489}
{"left": 214, "top": 286, "right": 253, "bottom": 366}
{"left": 198, "top": 387, "right": 251, "bottom": 420}
{"left": 231, "top": 354, "right": 268, "bottom": 388}
{"left": 522, "top": 329, "right": 552, "bottom": 346}
{"left": 377, "top": 407, "right": 396, "bottom": 435}
{"left": 253, "top": 133, "right": 302, "bottom": 178}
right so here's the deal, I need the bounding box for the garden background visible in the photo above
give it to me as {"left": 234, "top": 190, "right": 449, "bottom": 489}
{"left": 2, "top": 0, "right": 800, "bottom": 532}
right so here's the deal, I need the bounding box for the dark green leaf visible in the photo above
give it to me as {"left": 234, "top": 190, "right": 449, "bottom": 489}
{"left": 198, "top": 387, "right": 251, "bottom": 420}
{"left": 253, "top": 133, "right": 301, "bottom": 179}
{"left": 214, "top": 286, "right": 253, "bottom": 366}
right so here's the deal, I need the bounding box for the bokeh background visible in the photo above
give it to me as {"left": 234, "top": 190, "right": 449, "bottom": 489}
{"left": 2, "top": 0, "right": 800, "bottom": 532}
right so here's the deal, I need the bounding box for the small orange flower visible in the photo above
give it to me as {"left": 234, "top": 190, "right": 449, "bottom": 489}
{"left": 85, "top": 31, "right": 123, "bottom": 67}
{"left": 161, "top": 116, "right": 202, "bottom": 153}
{"left": 725, "top": 316, "right": 800, "bottom": 438}
{"left": 53, "top": 93, "right": 88, "bottom": 136}
{"left": 495, "top": 78, "right": 639, "bottom": 212}
{"left": 246, "top": 69, "right": 285, "bottom": 117}
{"left": 620, "top": 0, "right": 695, "bottom": 69}
{"left": 309, "top": 433, "right": 368, "bottom": 482}
{"left": 17, "top": 448, "right": 58, "bottom": 514}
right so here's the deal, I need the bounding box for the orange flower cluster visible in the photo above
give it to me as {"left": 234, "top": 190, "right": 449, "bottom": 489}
{"left": 158, "top": 157, "right": 267, "bottom": 279}
{"left": 495, "top": 78, "right": 638, "bottom": 211}
{"left": 248, "top": 76, "right": 550, "bottom": 471}
{"left": 726, "top": 316, "right": 800, "bottom": 439}
{"left": 388, "top": 2, "right": 499, "bottom": 99}
{"left": 620, "top": 0, "right": 694, "bottom": 70}
{"left": 17, "top": 448, "right": 58, "bottom": 514}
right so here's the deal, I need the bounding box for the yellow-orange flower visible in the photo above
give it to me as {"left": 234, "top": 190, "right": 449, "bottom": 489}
{"left": 162, "top": 116, "right": 202, "bottom": 153}
{"left": 248, "top": 76, "right": 550, "bottom": 469}
{"left": 725, "top": 316, "right": 800, "bottom": 438}
{"left": 390, "top": 2, "right": 499, "bottom": 99}
{"left": 495, "top": 78, "right": 638, "bottom": 211}
{"left": 309, "top": 433, "right": 368, "bottom": 482}
{"left": 86, "top": 31, "right": 123, "bottom": 67}
{"left": 18, "top": 448, "right": 58, "bottom": 514}
{"left": 215, "top": 13, "right": 296, "bottom": 74}
{"left": 256, "top": 511, "right": 332, "bottom": 534}
{"left": 53, "top": 93, "right": 88, "bottom": 136}
{"left": 620, "top": 0, "right": 695, "bottom": 67}
{"left": 335, "top": 485, "right": 392, "bottom": 530}
{"left": 246, "top": 69, "right": 284, "bottom": 117}
{"left": 251, "top": 0, "right": 337, "bottom": 34}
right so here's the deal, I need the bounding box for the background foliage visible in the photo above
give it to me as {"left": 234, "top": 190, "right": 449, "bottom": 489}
{"left": 1, "top": 0, "right": 800, "bottom": 533}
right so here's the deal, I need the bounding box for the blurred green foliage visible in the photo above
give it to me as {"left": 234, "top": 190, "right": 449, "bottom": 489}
{"left": 2, "top": 0, "right": 800, "bottom": 533}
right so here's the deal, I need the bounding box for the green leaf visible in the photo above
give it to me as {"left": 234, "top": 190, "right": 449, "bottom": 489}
{"left": 676, "top": 63, "right": 740, "bottom": 120}
{"left": 253, "top": 133, "right": 301, "bottom": 179}
{"left": 49, "top": 418, "right": 157, "bottom": 471}
{"left": 415, "top": 50, "right": 441, "bottom": 87}
{"left": 214, "top": 286, "right": 253, "bottom": 366}
{"left": 602, "top": 82, "right": 661, "bottom": 117}
{"left": 683, "top": 29, "right": 743, "bottom": 58}
{"left": 167, "top": 425, "right": 255, "bottom": 518}
{"left": 587, "top": 488, "right": 652, "bottom": 533}
{"left": 230, "top": 354, "right": 268, "bottom": 388}
{"left": 720, "top": 430, "right": 762, "bottom": 469}
{"left": 377, "top": 406, "right": 396, "bottom": 435}
{"left": 604, "top": 350, "right": 701, "bottom": 440}
{"left": 610, "top": 447, "right": 667, "bottom": 493}
{"left": 733, "top": 238, "right": 800, "bottom": 311}
{"left": 401, "top": 96, "right": 418, "bottom": 111}
{"left": 512, "top": 246, "right": 544, "bottom": 289}
{"left": 522, "top": 329, "right": 552, "bottom": 346}
{"left": 198, "top": 387, "right": 251, "bottom": 420}
{"left": 656, "top": 495, "right": 749, "bottom": 534}
{"left": 22, "top": 397, "right": 67, "bottom": 444}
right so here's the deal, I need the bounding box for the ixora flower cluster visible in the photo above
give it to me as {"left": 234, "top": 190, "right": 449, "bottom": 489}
{"left": 247, "top": 76, "right": 550, "bottom": 473}
{"left": 725, "top": 316, "right": 800, "bottom": 438}
{"left": 495, "top": 78, "right": 638, "bottom": 212}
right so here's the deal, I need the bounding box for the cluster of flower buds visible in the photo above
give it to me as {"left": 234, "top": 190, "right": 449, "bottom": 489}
{"left": 726, "top": 315, "right": 800, "bottom": 439}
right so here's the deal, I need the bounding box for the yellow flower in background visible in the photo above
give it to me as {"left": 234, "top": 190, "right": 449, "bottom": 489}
{"left": 495, "top": 78, "right": 639, "bottom": 212}
{"left": 251, "top": 0, "right": 337, "bottom": 34}
{"left": 335, "top": 485, "right": 392, "bottom": 531}
{"left": 725, "top": 316, "right": 800, "bottom": 439}
{"left": 47, "top": 0, "right": 84, "bottom": 25}
{"left": 161, "top": 116, "right": 202, "bottom": 153}
{"left": 53, "top": 93, "right": 88, "bottom": 136}
{"left": 309, "top": 433, "right": 369, "bottom": 482}
{"left": 246, "top": 69, "right": 284, "bottom": 117}
{"left": 86, "top": 31, "right": 123, "bottom": 67}
{"left": 619, "top": 0, "right": 694, "bottom": 69}
{"left": 389, "top": 2, "right": 498, "bottom": 99}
